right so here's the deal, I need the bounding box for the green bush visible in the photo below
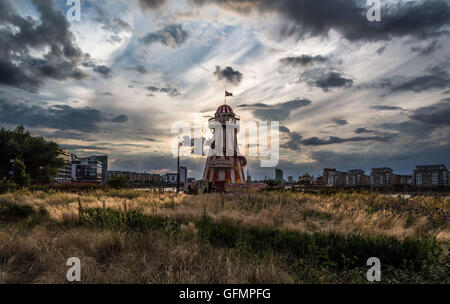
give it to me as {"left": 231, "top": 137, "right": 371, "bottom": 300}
{"left": 0, "top": 177, "right": 18, "bottom": 193}
{"left": 106, "top": 176, "right": 130, "bottom": 189}
{"left": 0, "top": 201, "right": 49, "bottom": 227}
{"left": 81, "top": 207, "right": 182, "bottom": 234}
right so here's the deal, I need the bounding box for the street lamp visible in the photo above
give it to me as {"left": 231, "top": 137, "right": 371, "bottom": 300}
{"left": 177, "top": 136, "right": 181, "bottom": 194}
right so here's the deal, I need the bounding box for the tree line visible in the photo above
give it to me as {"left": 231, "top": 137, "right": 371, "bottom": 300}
{"left": 0, "top": 126, "right": 64, "bottom": 189}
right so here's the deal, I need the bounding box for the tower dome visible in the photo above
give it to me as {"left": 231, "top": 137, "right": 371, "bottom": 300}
{"left": 216, "top": 104, "right": 234, "bottom": 114}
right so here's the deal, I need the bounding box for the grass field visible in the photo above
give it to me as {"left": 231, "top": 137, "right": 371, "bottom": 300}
{"left": 0, "top": 189, "right": 448, "bottom": 283}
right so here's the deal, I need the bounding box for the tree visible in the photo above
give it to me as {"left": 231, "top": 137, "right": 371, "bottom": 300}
{"left": 0, "top": 126, "right": 64, "bottom": 184}
{"left": 12, "top": 158, "right": 30, "bottom": 187}
{"left": 106, "top": 175, "right": 129, "bottom": 189}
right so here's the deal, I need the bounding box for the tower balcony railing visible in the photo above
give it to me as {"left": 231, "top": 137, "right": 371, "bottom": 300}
{"left": 208, "top": 115, "right": 240, "bottom": 123}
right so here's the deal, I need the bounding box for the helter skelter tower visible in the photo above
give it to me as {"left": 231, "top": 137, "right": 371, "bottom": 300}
{"left": 202, "top": 103, "right": 247, "bottom": 191}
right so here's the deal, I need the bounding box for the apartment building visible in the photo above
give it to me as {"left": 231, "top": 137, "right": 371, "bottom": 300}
{"left": 71, "top": 155, "right": 103, "bottom": 182}
{"left": 370, "top": 168, "right": 393, "bottom": 186}
{"left": 54, "top": 150, "right": 72, "bottom": 183}
{"left": 107, "top": 171, "right": 163, "bottom": 184}
{"left": 345, "top": 169, "right": 369, "bottom": 187}
{"left": 413, "top": 165, "right": 448, "bottom": 188}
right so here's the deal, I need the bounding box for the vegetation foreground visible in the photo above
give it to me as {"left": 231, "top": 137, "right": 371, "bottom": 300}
{"left": 0, "top": 189, "right": 448, "bottom": 283}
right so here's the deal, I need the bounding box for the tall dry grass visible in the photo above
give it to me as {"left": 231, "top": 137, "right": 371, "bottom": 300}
{"left": 0, "top": 227, "right": 296, "bottom": 283}
{"left": 0, "top": 189, "right": 448, "bottom": 283}
{"left": 1, "top": 190, "right": 448, "bottom": 241}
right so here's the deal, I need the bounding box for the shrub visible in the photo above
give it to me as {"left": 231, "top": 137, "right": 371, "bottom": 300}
{"left": 0, "top": 201, "right": 49, "bottom": 227}
{"left": 81, "top": 207, "right": 182, "bottom": 234}
{"left": 0, "top": 177, "right": 18, "bottom": 194}
{"left": 106, "top": 176, "right": 130, "bottom": 189}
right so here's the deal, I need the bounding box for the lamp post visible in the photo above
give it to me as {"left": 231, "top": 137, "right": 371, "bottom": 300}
{"left": 177, "top": 136, "right": 180, "bottom": 194}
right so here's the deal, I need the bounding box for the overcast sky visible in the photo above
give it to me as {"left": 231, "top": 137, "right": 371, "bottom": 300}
{"left": 0, "top": 0, "right": 449, "bottom": 180}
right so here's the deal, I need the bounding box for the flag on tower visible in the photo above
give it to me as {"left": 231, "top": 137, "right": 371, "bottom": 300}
{"left": 225, "top": 91, "right": 233, "bottom": 97}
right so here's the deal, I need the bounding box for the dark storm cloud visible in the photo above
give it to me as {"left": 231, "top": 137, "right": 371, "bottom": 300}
{"left": 139, "top": 0, "right": 166, "bottom": 10}
{"left": 332, "top": 118, "right": 348, "bottom": 126}
{"left": 280, "top": 55, "right": 327, "bottom": 67}
{"left": 111, "top": 114, "right": 128, "bottom": 123}
{"left": 278, "top": 125, "right": 395, "bottom": 151}
{"left": 145, "top": 85, "right": 181, "bottom": 97}
{"left": 371, "top": 105, "right": 403, "bottom": 111}
{"left": 378, "top": 100, "right": 450, "bottom": 138}
{"left": 0, "top": 98, "right": 126, "bottom": 132}
{"left": 409, "top": 98, "right": 450, "bottom": 126}
{"left": 314, "top": 72, "right": 354, "bottom": 92}
{"left": 238, "top": 98, "right": 311, "bottom": 121}
{"left": 0, "top": 0, "right": 88, "bottom": 92}
{"left": 214, "top": 66, "right": 243, "bottom": 85}
{"left": 376, "top": 46, "right": 386, "bottom": 55}
{"left": 82, "top": 62, "right": 113, "bottom": 79}
{"left": 380, "top": 120, "right": 436, "bottom": 138}
{"left": 411, "top": 40, "right": 439, "bottom": 55}
{"left": 92, "top": 4, "right": 132, "bottom": 35}
{"left": 93, "top": 65, "right": 113, "bottom": 78}
{"left": 301, "top": 135, "right": 395, "bottom": 146}
{"left": 365, "top": 64, "right": 450, "bottom": 94}
{"left": 390, "top": 74, "right": 449, "bottom": 93}
{"left": 191, "top": 0, "right": 450, "bottom": 41}
{"left": 279, "top": 126, "right": 303, "bottom": 151}
{"left": 140, "top": 24, "right": 189, "bottom": 48}
{"left": 133, "top": 65, "right": 149, "bottom": 74}
{"left": 355, "top": 128, "right": 376, "bottom": 134}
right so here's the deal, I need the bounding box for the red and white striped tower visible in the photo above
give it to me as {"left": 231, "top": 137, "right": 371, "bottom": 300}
{"left": 202, "top": 103, "right": 247, "bottom": 191}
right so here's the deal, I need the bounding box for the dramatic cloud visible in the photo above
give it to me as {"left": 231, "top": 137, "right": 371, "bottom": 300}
{"left": 0, "top": 0, "right": 88, "bottom": 92}
{"left": 371, "top": 105, "right": 403, "bottom": 111}
{"left": 192, "top": 0, "right": 450, "bottom": 41}
{"left": 145, "top": 85, "right": 181, "bottom": 97}
{"left": 355, "top": 128, "right": 376, "bottom": 134}
{"left": 366, "top": 64, "right": 450, "bottom": 94}
{"left": 133, "top": 65, "right": 149, "bottom": 74}
{"left": 409, "top": 98, "right": 450, "bottom": 126}
{"left": 0, "top": 98, "right": 126, "bottom": 132}
{"left": 332, "top": 118, "right": 348, "bottom": 126}
{"left": 1, "top": 0, "right": 449, "bottom": 179}
{"left": 376, "top": 46, "right": 386, "bottom": 55}
{"left": 301, "top": 70, "right": 354, "bottom": 92}
{"left": 278, "top": 126, "right": 396, "bottom": 151}
{"left": 238, "top": 98, "right": 311, "bottom": 121}
{"left": 93, "top": 65, "right": 113, "bottom": 78}
{"left": 301, "top": 135, "right": 395, "bottom": 146}
{"left": 389, "top": 74, "right": 449, "bottom": 93}
{"left": 279, "top": 126, "right": 303, "bottom": 151}
{"left": 92, "top": 4, "right": 132, "bottom": 40}
{"left": 411, "top": 40, "right": 439, "bottom": 55}
{"left": 140, "top": 24, "right": 189, "bottom": 48}
{"left": 82, "top": 62, "right": 113, "bottom": 78}
{"left": 139, "top": 0, "right": 166, "bottom": 10}
{"left": 214, "top": 66, "right": 243, "bottom": 85}
{"left": 111, "top": 114, "right": 129, "bottom": 123}
{"left": 280, "top": 55, "right": 327, "bottom": 67}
